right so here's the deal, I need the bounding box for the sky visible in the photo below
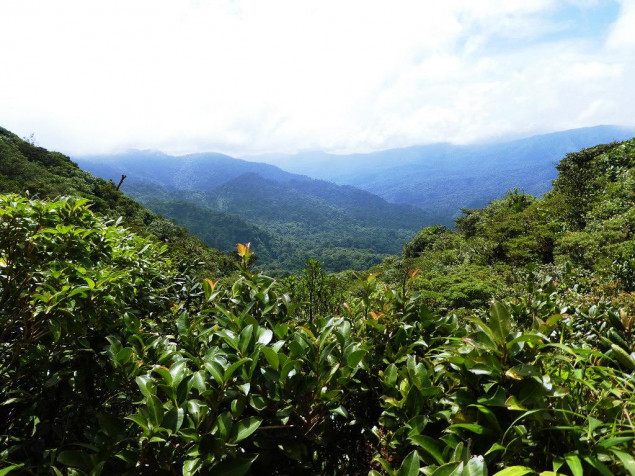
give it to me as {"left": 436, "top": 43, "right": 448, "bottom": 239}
{"left": 1, "top": 0, "right": 634, "bottom": 157}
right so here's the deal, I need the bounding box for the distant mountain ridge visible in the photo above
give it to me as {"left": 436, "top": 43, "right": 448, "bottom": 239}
{"left": 246, "top": 125, "right": 635, "bottom": 224}
{"left": 75, "top": 125, "right": 635, "bottom": 270}
{"left": 76, "top": 151, "right": 433, "bottom": 272}
{"left": 78, "top": 150, "right": 306, "bottom": 191}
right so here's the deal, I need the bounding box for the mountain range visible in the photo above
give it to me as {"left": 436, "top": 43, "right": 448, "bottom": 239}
{"left": 76, "top": 152, "right": 432, "bottom": 272}
{"left": 75, "top": 125, "right": 635, "bottom": 271}
{"left": 247, "top": 125, "right": 635, "bottom": 223}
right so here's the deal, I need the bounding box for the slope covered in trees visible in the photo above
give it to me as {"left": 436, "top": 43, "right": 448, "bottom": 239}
{"left": 76, "top": 150, "right": 435, "bottom": 272}
{"left": 0, "top": 127, "right": 233, "bottom": 276}
{"left": 252, "top": 125, "right": 635, "bottom": 225}
{"left": 1, "top": 133, "right": 634, "bottom": 475}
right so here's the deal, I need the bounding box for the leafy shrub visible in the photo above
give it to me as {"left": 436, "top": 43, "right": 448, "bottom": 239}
{"left": 2, "top": 134, "right": 635, "bottom": 475}
{"left": 403, "top": 226, "right": 449, "bottom": 258}
{"left": 0, "top": 194, "right": 180, "bottom": 472}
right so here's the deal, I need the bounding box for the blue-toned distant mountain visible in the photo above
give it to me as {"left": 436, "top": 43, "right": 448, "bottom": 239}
{"left": 76, "top": 151, "right": 434, "bottom": 273}
{"left": 247, "top": 125, "right": 635, "bottom": 224}
{"left": 76, "top": 125, "right": 635, "bottom": 271}
{"left": 77, "top": 150, "right": 302, "bottom": 191}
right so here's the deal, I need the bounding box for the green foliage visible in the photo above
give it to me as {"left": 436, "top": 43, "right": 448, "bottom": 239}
{"left": 92, "top": 162, "right": 429, "bottom": 273}
{"left": 403, "top": 225, "right": 449, "bottom": 258}
{"left": 0, "top": 196, "right": 374, "bottom": 474}
{"left": 0, "top": 195, "right": 182, "bottom": 471}
{"left": 1, "top": 133, "right": 634, "bottom": 474}
{"left": 0, "top": 127, "right": 233, "bottom": 278}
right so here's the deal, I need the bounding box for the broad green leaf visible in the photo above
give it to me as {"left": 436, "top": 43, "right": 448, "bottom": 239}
{"left": 189, "top": 371, "right": 207, "bottom": 393}
{"left": 505, "top": 395, "right": 527, "bottom": 411}
{"left": 610, "top": 344, "right": 635, "bottom": 370}
{"left": 170, "top": 360, "right": 189, "bottom": 387}
{"left": 446, "top": 423, "right": 493, "bottom": 436}
{"left": 67, "top": 285, "right": 91, "bottom": 298}
{"left": 0, "top": 464, "right": 25, "bottom": 476}
{"left": 183, "top": 458, "right": 201, "bottom": 476}
{"left": 257, "top": 329, "right": 273, "bottom": 345}
{"left": 490, "top": 301, "right": 511, "bottom": 345}
{"left": 163, "top": 407, "right": 184, "bottom": 433}
{"left": 432, "top": 462, "right": 463, "bottom": 476}
{"left": 383, "top": 364, "right": 398, "bottom": 387}
{"left": 202, "top": 278, "right": 217, "bottom": 300}
{"left": 249, "top": 394, "right": 267, "bottom": 411}
{"left": 136, "top": 376, "right": 155, "bottom": 398}
{"left": 49, "top": 318, "right": 61, "bottom": 342}
{"left": 485, "top": 443, "right": 506, "bottom": 455}
{"left": 462, "top": 456, "right": 486, "bottom": 476}
{"left": 466, "top": 316, "right": 496, "bottom": 346}
{"left": 216, "top": 412, "right": 233, "bottom": 440}
{"left": 116, "top": 347, "right": 134, "bottom": 363}
{"left": 260, "top": 346, "right": 279, "bottom": 370}
{"left": 280, "top": 359, "right": 298, "bottom": 382}
{"left": 224, "top": 358, "right": 251, "bottom": 383}
{"left": 471, "top": 404, "right": 503, "bottom": 433}
{"left": 147, "top": 395, "right": 164, "bottom": 426}
{"left": 396, "top": 450, "right": 420, "bottom": 476}
{"left": 204, "top": 361, "right": 224, "bottom": 385}
{"left": 231, "top": 416, "right": 262, "bottom": 442}
{"left": 239, "top": 325, "right": 254, "bottom": 354}
{"left": 611, "top": 449, "right": 635, "bottom": 476}
{"left": 346, "top": 349, "right": 366, "bottom": 368}
{"left": 126, "top": 413, "right": 149, "bottom": 431}
{"left": 330, "top": 406, "right": 348, "bottom": 418}
{"left": 409, "top": 435, "right": 444, "bottom": 465}
{"left": 583, "top": 456, "right": 614, "bottom": 476}
{"left": 152, "top": 366, "right": 173, "bottom": 386}
{"left": 597, "top": 436, "right": 634, "bottom": 449}
{"left": 492, "top": 467, "right": 534, "bottom": 476}
{"left": 505, "top": 364, "right": 541, "bottom": 380}
{"left": 544, "top": 313, "right": 565, "bottom": 328}
{"left": 564, "top": 453, "right": 583, "bottom": 476}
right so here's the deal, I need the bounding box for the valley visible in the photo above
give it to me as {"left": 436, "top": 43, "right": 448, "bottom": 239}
{"left": 75, "top": 125, "right": 635, "bottom": 272}
{"left": 1, "top": 126, "right": 634, "bottom": 475}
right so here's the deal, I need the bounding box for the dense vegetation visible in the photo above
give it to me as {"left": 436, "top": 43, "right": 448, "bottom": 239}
{"left": 77, "top": 151, "right": 433, "bottom": 273}
{"left": 1, "top": 131, "right": 634, "bottom": 475}
{"left": 258, "top": 125, "right": 635, "bottom": 225}
{"left": 0, "top": 127, "right": 233, "bottom": 277}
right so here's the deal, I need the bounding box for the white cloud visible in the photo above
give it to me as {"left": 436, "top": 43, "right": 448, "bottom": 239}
{"left": 607, "top": 0, "right": 635, "bottom": 48}
{"left": 0, "top": 0, "right": 633, "bottom": 156}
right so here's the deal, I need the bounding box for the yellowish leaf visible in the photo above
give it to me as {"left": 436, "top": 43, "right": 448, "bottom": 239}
{"left": 204, "top": 278, "right": 217, "bottom": 291}
{"left": 237, "top": 242, "right": 251, "bottom": 257}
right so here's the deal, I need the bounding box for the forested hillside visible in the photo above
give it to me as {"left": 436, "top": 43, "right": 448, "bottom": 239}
{"left": 78, "top": 150, "right": 303, "bottom": 192}
{"left": 1, "top": 131, "right": 634, "bottom": 475}
{"left": 77, "top": 151, "right": 434, "bottom": 272}
{"left": 0, "top": 127, "right": 233, "bottom": 276}
{"left": 252, "top": 126, "right": 635, "bottom": 225}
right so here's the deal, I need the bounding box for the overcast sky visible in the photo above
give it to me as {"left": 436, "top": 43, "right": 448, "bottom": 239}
{"left": 1, "top": 0, "right": 634, "bottom": 156}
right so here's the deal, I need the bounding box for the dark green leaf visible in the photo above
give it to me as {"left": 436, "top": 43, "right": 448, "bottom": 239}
{"left": 211, "top": 457, "right": 256, "bottom": 476}
{"left": 490, "top": 301, "right": 511, "bottom": 345}
{"left": 396, "top": 450, "right": 420, "bottom": 476}
{"left": 147, "top": 395, "right": 164, "bottom": 426}
{"left": 231, "top": 416, "right": 262, "bottom": 443}
{"left": 409, "top": 435, "right": 444, "bottom": 465}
